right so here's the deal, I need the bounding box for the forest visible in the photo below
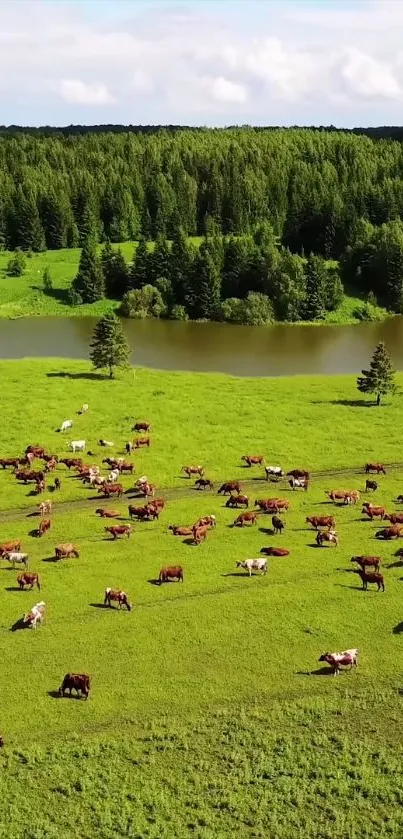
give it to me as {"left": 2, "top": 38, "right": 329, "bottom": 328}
{"left": 2, "top": 127, "right": 403, "bottom": 321}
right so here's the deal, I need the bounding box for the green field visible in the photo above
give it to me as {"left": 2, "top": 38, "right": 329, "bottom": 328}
{"left": 1, "top": 360, "right": 403, "bottom": 837}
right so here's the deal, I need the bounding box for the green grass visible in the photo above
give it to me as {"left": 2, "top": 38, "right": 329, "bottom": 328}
{"left": 1, "top": 360, "right": 403, "bottom": 836}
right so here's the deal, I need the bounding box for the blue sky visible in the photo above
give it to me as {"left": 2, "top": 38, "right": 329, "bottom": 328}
{"left": 0, "top": 0, "right": 402, "bottom": 127}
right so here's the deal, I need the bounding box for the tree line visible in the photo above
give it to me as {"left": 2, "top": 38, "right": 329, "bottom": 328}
{"left": 2, "top": 127, "right": 403, "bottom": 314}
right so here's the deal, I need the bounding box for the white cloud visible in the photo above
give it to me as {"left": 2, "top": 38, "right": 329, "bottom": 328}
{"left": 339, "top": 48, "right": 401, "bottom": 100}
{"left": 204, "top": 76, "right": 248, "bottom": 104}
{"left": 59, "top": 79, "right": 116, "bottom": 106}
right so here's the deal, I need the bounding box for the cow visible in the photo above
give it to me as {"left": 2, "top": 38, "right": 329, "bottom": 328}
{"left": 147, "top": 498, "right": 165, "bottom": 511}
{"left": 316, "top": 530, "right": 339, "bottom": 547}
{"left": 137, "top": 482, "right": 156, "bottom": 498}
{"left": 23, "top": 600, "right": 45, "bottom": 629}
{"left": 59, "top": 458, "right": 82, "bottom": 469}
{"left": 272, "top": 515, "right": 284, "bottom": 534}
{"left": 102, "top": 457, "right": 121, "bottom": 469}
{"left": 3, "top": 552, "right": 28, "bottom": 568}
{"left": 25, "top": 446, "right": 45, "bottom": 457}
{"left": 35, "top": 479, "right": 45, "bottom": 495}
{"left": 125, "top": 442, "right": 133, "bottom": 455}
{"left": 134, "top": 437, "right": 151, "bottom": 449}
{"left": 99, "top": 439, "right": 114, "bottom": 447}
{"left": 38, "top": 500, "right": 52, "bottom": 516}
{"left": 104, "top": 588, "right": 132, "bottom": 610}
{"left": 287, "top": 469, "right": 310, "bottom": 480}
{"left": 182, "top": 465, "right": 204, "bottom": 478}
{"left": 306, "top": 516, "right": 335, "bottom": 531}
{"left": 78, "top": 403, "right": 88, "bottom": 414}
{"left": 289, "top": 477, "right": 309, "bottom": 491}
{"left": 236, "top": 559, "right": 267, "bottom": 576}
{"left": 192, "top": 525, "right": 209, "bottom": 543}
{"left": 218, "top": 482, "right": 241, "bottom": 495}
{"left": 384, "top": 513, "right": 403, "bottom": 525}
{"left": 226, "top": 494, "right": 249, "bottom": 508}
{"left": 54, "top": 478, "right": 61, "bottom": 491}
{"left": 318, "top": 649, "right": 358, "bottom": 676}
{"left": 325, "top": 490, "right": 350, "bottom": 504}
{"left": 37, "top": 519, "right": 51, "bottom": 537}
{"left": 344, "top": 490, "right": 360, "bottom": 505}
{"left": 158, "top": 566, "right": 184, "bottom": 584}
{"left": 95, "top": 508, "right": 121, "bottom": 519}
{"left": 265, "top": 466, "right": 284, "bottom": 480}
{"left": 376, "top": 526, "right": 403, "bottom": 540}
{"left": 234, "top": 512, "right": 258, "bottom": 527}
{"left": 365, "top": 480, "right": 378, "bottom": 492}
{"left": 351, "top": 556, "right": 381, "bottom": 573}
{"left": 365, "top": 463, "right": 386, "bottom": 474}
{"left": 260, "top": 547, "right": 290, "bottom": 557}
{"left": 0, "top": 540, "right": 21, "bottom": 557}
{"left": 59, "top": 674, "right": 90, "bottom": 699}
{"left": 104, "top": 525, "right": 131, "bottom": 540}
{"left": 132, "top": 422, "right": 150, "bottom": 433}
{"left": 0, "top": 457, "right": 20, "bottom": 469}
{"left": 55, "top": 544, "right": 79, "bottom": 560}
{"left": 117, "top": 462, "right": 135, "bottom": 474}
{"left": 98, "top": 483, "right": 124, "bottom": 498}
{"left": 59, "top": 420, "right": 73, "bottom": 432}
{"left": 45, "top": 458, "right": 57, "bottom": 472}
{"left": 397, "top": 496, "right": 403, "bottom": 504}
{"left": 193, "top": 515, "right": 216, "bottom": 529}
{"left": 362, "top": 503, "right": 386, "bottom": 520}
{"left": 108, "top": 469, "right": 120, "bottom": 484}
{"left": 169, "top": 525, "right": 193, "bottom": 536}
{"left": 241, "top": 455, "right": 264, "bottom": 467}
{"left": 18, "top": 572, "right": 40, "bottom": 590}
{"left": 194, "top": 478, "right": 214, "bottom": 491}
{"left": 15, "top": 469, "right": 44, "bottom": 484}
{"left": 255, "top": 498, "right": 280, "bottom": 513}
{"left": 355, "top": 569, "right": 385, "bottom": 592}
{"left": 68, "top": 440, "right": 86, "bottom": 453}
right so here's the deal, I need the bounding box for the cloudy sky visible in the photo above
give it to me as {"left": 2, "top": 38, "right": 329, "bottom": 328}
{"left": 1, "top": 0, "right": 403, "bottom": 127}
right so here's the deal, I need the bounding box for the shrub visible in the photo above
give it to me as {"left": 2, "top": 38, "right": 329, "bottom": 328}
{"left": 6, "top": 250, "right": 26, "bottom": 277}
{"left": 169, "top": 304, "right": 188, "bottom": 321}
{"left": 119, "top": 284, "right": 166, "bottom": 319}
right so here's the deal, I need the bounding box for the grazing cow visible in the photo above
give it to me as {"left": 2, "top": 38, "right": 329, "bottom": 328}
{"left": 376, "top": 526, "right": 403, "bottom": 540}
{"left": 55, "top": 543, "right": 79, "bottom": 560}
{"left": 318, "top": 650, "right": 358, "bottom": 676}
{"left": 125, "top": 442, "right": 133, "bottom": 455}
{"left": 365, "top": 463, "right": 386, "bottom": 474}
{"left": 289, "top": 477, "right": 309, "bottom": 491}
{"left": 384, "top": 512, "right": 403, "bottom": 525}
{"left": 325, "top": 490, "right": 350, "bottom": 504}
{"left": 356, "top": 569, "right": 385, "bottom": 592}
{"left": 132, "top": 422, "right": 150, "bottom": 433}
{"left": 306, "top": 516, "right": 335, "bottom": 531}
{"left": 45, "top": 458, "right": 57, "bottom": 472}
{"left": 38, "top": 500, "right": 52, "bottom": 516}
{"left": 137, "top": 482, "right": 155, "bottom": 498}
{"left": 193, "top": 515, "right": 216, "bottom": 529}
{"left": 255, "top": 498, "right": 280, "bottom": 513}
{"left": 59, "top": 674, "right": 90, "bottom": 699}
{"left": 362, "top": 503, "right": 386, "bottom": 520}
{"left": 234, "top": 512, "right": 258, "bottom": 527}
{"left": 236, "top": 559, "right": 267, "bottom": 577}
{"left": 99, "top": 439, "right": 114, "bottom": 447}
{"left": 3, "top": 552, "right": 28, "bottom": 568}
{"left": 42, "top": 453, "right": 58, "bottom": 464}
{"left": 104, "top": 588, "right": 132, "bottom": 610}
{"left": 287, "top": 469, "right": 310, "bottom": 480}
{"left": 218, "top": 482, "right": 241, "bottom": 495}
{"left": 23, "top": 600, "right": 45, "bottom": 629}
{"left": 195, "top": 478, "right": 214, "bottom": 491}
{"left": 25, "top": 446, "right": 45, "bottom": 457}
{"left": 37, "top": 519, "right": 51, "bottom": 537}
{"left": 159, "top": 566, "right": 184, "bottom": 584}
{"left": 98, "top": 483, "right": 124, "bottom": 498}
{"left": 344, "top": 490, "right": 360, "bottom": 505}
{"left": 182, "top": 465, "right": 204, "bottom": 478}
{"left": 0, "top": 540, "right": 21, "bottom": 557}
{"left": 192, "top": 525, "right": 209, "bottom": 543}
{"left": 59, "top": 458, "right": 82, "bottom": 469}
{"left": 95, "top": 508, "right": 121, "bottom": 519}
{"left": 102, "top": 458, "right": 119, "bottom": 469}
{"left": 260, "top": 547, "right": 290, "bottom": 557}
{"left": 265, "top": 465, "right": 283, "bottom": 480}
{"left": 365, "top": 480, "right": 378, "bottom": 492}
{"left": 168, "top": 525, "right": 193, "bottom": 536}
{"left": 241, "top": 455, "right": 264, "bottom": 467}
{"left": 59, "top": 420, "right": 73, "bottom": 433}
{"left": 108, "top": 469, "right": 120, "bottom": 484}
{"left": 69, "top": 440, "right": 86, "bottom": 453}
{"left": 316, "top": 530, "right": 339, "bottom": 547}
{"left": 0, "top": 457, "right": 20, "bottom": 469}
{"left": 118, "top": 461, "right": 135, "bottom": 474}
{"left": 35, "top": 479, "right": 45, "bottom": 495}
{"left": 15, "top": 469, "right": 44, "bottom": 484}
{"left": 134, "top": 437, "right": 151, "bottom": 449}
{"left": 18, "top": 572, "right": 40, "bottom": 590}
{"left": 272, "top": 515, "right": 284, "bottom": 534}
{"left": 78, "top": 403, "right": 88, "bottom": 414}
{"left": 226, "top": 494, "right": 249, "bottom": 508}
{"left": 351, "top": 556, "right": 381, "bottom": 573}
{"left": 105, "top": 525, "right": 131, "bottom": 540}
{"left": 147, "top": 497, "right": 165, "bottom": 511}
{"left": 128, "top": 505, "right": 156, "bottom": 521}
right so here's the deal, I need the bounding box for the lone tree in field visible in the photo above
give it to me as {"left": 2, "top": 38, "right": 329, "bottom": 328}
{"left": 89, "top": 311, "right": 131, "bottom": 378}
{"left": 357, "top": 341, "right": 396, "bottom": 405}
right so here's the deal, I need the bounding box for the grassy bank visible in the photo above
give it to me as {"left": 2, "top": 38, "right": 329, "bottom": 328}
{"left": 1, "top": 360, "right": 403, "bottom": 836}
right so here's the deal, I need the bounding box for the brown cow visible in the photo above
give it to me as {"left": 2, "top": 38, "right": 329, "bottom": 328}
{"left": 104, "top": 588, "right": 132, "bottom": 610}
{"left": 0, "top": 540, "right": 21, "bottom": 556}
{"left": 98, "top": 483, "right": 124, "bottom": 498}
{"left": 194, "top": 515, "right": 216, "bottom": 529}
{"left": 169, "top": 525, "right": 193, "bottom": 536}
{"left": 137, "top": 482, "right": 156, "bottom": 498}
{"left": 95, "top": 508, "right": 121, "bottom": 518}
{"left": 117, "top": 461, "right": 135, "bottom": 474}
{"left": 376, "top": 526, "right": 403, "bottom": 540}
{"left": 351, "top": 556, "right": 381, "bottom": 573}
{"left": 37, "top": 519, "right": 51, "bottom": 537}
{"left": 59, "top": 673, "right": 90, "bottom": 699}
{"left": 234, "top": 512, "right": 258, "bottom": 527}
{"left": 384, "top": 513, "right": 403, "bottom": 525}
{"left": 226, "top": 494, "right": 249, "bottom": 508}
{"left": 356, "top": 569, "right": 385, "bottom": 592}
{"left": 35, "top": 479, "right": 45, "bottom": 495}
{"left": 25, "top": 446, "right": 45, "bottom": 457}
{"left": 344, "top": 490, "right": 360, "bottom": 505}
{"left": 15, "top": 469, "right": 44, "bottom": 484}
{"left": 325, "top": 490, "right": 349, "bottom": 504}
{"left": 132, "top": 422, "right": 150, "bottom": 433}
{"left": 147, "top": 498, "right": 165, "bottom": 511}
{"left": 362, "top": 503, "right": 386, "bottom": 520}
{"left": 241, "top": 455, "right": 264, "bottom": 467}
{"left": 105, "top": 525, "right": 131, "bottom": 540}
{"left": 365, "top": 463, "right": 386, "bottom": 474}
{"left": 59, "top": 457, "right": 83, "bottom": 469}
{"left": 182, "top": 465, "right": 203, "bottom": 478}
{"left": 102, "top": 458, "right": 119, "bottom": 469}
{"left": 134, "top": 437, "right": 151, "bottom": 449}
{"left": 260, "top": 547, "right": 290, "bottom": 557}
{"left": 273, "top": 499, "right": 290, "bottom": 511}
{"left": 128, "top": 505, "right": 158, "bottom": 521}
{"left": 55, "top": 543, "right": 79, "bottom": 560}
{"left": 159, "top": 566, "right": 184, "bottom": 584}
{"left": 255, "top": 498, "right": 280, "bottom": 513}
{"left": 306, "top": 516, "right": 335, "bottom": 530}
{"left": 218, "top": 482, "right": 241, "bottom": 495}
{"left": 18, "top": 572, "right": 40, "bottom": 590}
{"left": 42, "top": 453, "right": 58, "bottom": 463}
{"left": 0, "top": 457, "right": 20, "bottom": 469}
{"left": 287, "top": 469, "right": 310, "bottom": 480}
{"left": 194, "top": 478, "right": 214, "bottom": 491}
{"left": 192, "top": 525, "right": 209, "bottom": 543}
{"left": 45, "top": 458, "right": 57, "bottom": 472}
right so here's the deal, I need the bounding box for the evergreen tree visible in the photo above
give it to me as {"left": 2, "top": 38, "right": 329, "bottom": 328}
{"left": 42, "top": 266, "right": 52, "bottom": 293}
{"left": 303, "top": 254, "right": 326, "bottom": 320}
{"left": 89, "top": 311, "right": 131, "bottom": 378}
{"left": 169, "top": 228, "right": 195, "bottom": 307}
{"left": 129, "top": 237, "right": 149, "bottom": 289}
{"left": 191, "top": 248, "right": 221, "bottom": 320}
{"left": 150, "top": 233, "right": 170, "bottom": 285}
{"left": 12, "top": 185, "right": 45, "bottom": 251}
{"left": 101, "top": 241, "right": 128, "bottom": 298}
{"left": 72, "top": 234, "right": 104, "bottom": 303}
{"left": 357, "top": 341, "right": 396, "bottom": 406}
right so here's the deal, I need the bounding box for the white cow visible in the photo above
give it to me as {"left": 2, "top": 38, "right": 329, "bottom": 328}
{"left": 38, "top": 500, "right": 52, "bottom": 516}
{"left": 136, "top": 475, "right": 148, "bottom": 486}
{"left": 60, "top": 420, "right": 73, "bottom": 432}
{"left": 319, "top": 649, "right": 358, "bottom": 676}
{"left": 108, "top": 469, "right": 120, "bottom": 483}
{"left": 99, "top": 439, "right": 114, "bottom": 447}
{"left": 69, "top": 440, "right": 86, "bottom": 453}
{"left": 265, "top": 466, "right": 284, "bottom": 480}
{"left": 78, "top": 404, "right": 88, "bottom": 414}
{"left": 3, "top": 552, "right": 28, "bottom": 568}
{"left": 23, "top": 601, "right": 45, "bottom": 629}
{"left": 236, "top": 559, "right": 267, "bottom": 577}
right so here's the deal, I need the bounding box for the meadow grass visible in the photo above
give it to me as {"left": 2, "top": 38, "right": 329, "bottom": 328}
{"left": 1, "top": 360, "right": 403, "bottom": 836}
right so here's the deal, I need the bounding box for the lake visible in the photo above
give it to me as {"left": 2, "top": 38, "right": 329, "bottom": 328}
{"left": 1, "top": 316, "right": 403, "bottom": 376}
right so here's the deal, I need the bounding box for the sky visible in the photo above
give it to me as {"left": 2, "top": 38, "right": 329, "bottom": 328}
{"left": 1, "top": 0, "right": 403, "bottom": 127}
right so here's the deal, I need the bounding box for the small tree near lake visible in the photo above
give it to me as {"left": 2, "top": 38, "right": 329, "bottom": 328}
{"left": 357, "top": 341, "right": 396, "bottom": 406}
{"left": 89, "top": 311, "right": 131, "bottom": 379}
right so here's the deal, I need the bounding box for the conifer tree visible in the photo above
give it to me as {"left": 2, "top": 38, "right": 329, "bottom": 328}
{"left": 169, "top": 228, "right": 195, "bottom": 307}
{"left": 89, "top": 311, "right": 131, "bottom": 378}
{"left": 192, "top": 248, "right": 221, "bottom": 320}
{"left": 129, "top": 237, "right": 149, "bottom": 289}
{"left": 357, "top": 341, "right": 396, "bottom": 406}
{"left": 303, "top": 254, "right": 326, "bottom": 320}
{"left": 72, "top": 234, "right": 104, "bottom": 303}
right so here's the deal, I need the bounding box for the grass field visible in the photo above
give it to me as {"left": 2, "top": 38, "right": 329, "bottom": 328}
{"left": 1, "top": 360, "right": 403, "bottom": 837}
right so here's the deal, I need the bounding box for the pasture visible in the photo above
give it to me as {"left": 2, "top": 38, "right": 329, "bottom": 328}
{"left": 1, "top": 360, "right": 403, "bottom": 837}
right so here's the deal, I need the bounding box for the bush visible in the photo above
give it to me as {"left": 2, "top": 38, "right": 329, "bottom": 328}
{"left": 6, "top": 251, "right": 26, "bottom": 277}
{"left": 119, "top": 284, "right": 166, "bottom": 319}
{"left": 220, "top": 293, "right": 273, "bottom": 326}
{"left": 67, "top": 288, "right": 83, "bottom": 306}
{"left": 42, "top": 267, "right": 52, "bottom": 293}
{"left": 352, "top": 303, "right": 382, "bottom": 322}
{"left": 169, "top": 304, "right": 188, "bottom": 321}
